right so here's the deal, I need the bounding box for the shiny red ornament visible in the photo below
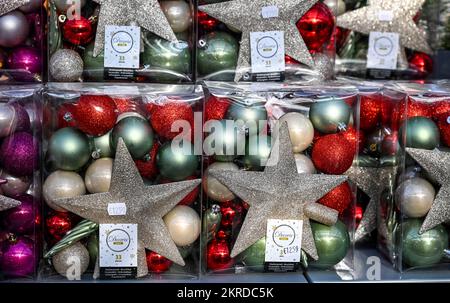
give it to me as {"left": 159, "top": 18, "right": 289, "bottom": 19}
{"left": 318, "top": 181, "right": 353, "bottom": 214}
{"left": 112, "top": 97, "right": 143, "bottom": 115}
{"left": 341, "top": 127, "right": 365, "bottom": 153}
{"left": 312, "top": 133, "right": 355, "bottom": 175}
{"left": 205, "top": 96, "right": 231, "bottom": 122}
{"left": 150, "top": 101, "right": 194, "bottom": 140}
{"left": 220, "top": 201, "right": 245, "bottom": 228}
{"left": 135, "top": 142, "right": 160, "bottom": 180}
{"left": 438, "top": 117, "right": 450, "bottom": 147}
{"left": 160, "top": 176, "right": 200, "bottom": 206}
{"left": 45, "top": 211, "right": 74, "bottom": 243}
{"left": 333, "top": 27, "right": 350, "bottom": 52}
{"left": 74, "top": 95, "right": 118, "bottom": 136}
{"left": 197, "top": 11, "right": 219, "bottom": 32}
{"left": 433, "top": 101, "right": 450, "bottom": 122}
{"left": 354, "top": 204, "right": 364, "bottom": 227}
{"left": 285, "top": 55, "right": 299, "bottom": 66}
{"left": 359, "top": 94, "right": 381, "bottom": 131}
{"left": 62, "top": 16, "right": 94, "bottom": 46}
{"left": 207, "top": 239, "right": 233, "bottom": 271}
{"left": 296, "top": 2, "right": 335, "bottom": 52}
{"left": 409, "top": 52, "right": 433, "bottom": 76}
{"left": 57, "top": 103, "right": 78, "bottom": 129}
{"left": 216, "top": 229, "right": 231, "bottom": 241}
{"left": 146, "top": 250, "right": 173, "bottom": 273}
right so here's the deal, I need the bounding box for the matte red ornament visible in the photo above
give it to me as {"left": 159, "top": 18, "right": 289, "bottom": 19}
{"left": 296, "top": 2, "right": 335, "bottom": 53}
{"left": 146, "top": 250, "right": 173, "bottom": 273}
{"left": 409, "top": 52, "right": 433, "bottom": 76}
{"left": 359, "top": 94, "right": 381, "bottom": 131}
{"left": 197, "top": 10, "right": 219, "bottom": 32}
{"left": 135, "top": 142, "right": 160, "bottom": 180}
{"left": 57, "top": 103, "right": 78, "bottom": 129}
{"left": 433, "top": 101, "right": 450, "bottom": 122}
{"left": 74, "top": 95, "right": 118, "bottom": 136}
{"left": 150, "top": 100, "right": 194, "bottom": 140}
{"left": 207, "top": 239, "right": 233, "bottom": 271}
{"left": 318, "top": 181, "right": 353, "bottom": 214}
{"left": 438, "top": 117, "right": 450, "bottom": 147}
{"left": 204, "top": 95, "right": 231, "bottom": 122}
{"left": 312, "top": 133, "right": 355, "bottom": 174}
{"left": 62, "top": 16, "right": 94, "bottom": 46}
{"left": 45, "top": 211, "right": 74, "bottom": 243}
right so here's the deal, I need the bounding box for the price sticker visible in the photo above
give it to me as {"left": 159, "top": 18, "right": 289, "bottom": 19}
{"left": 261, "top": 5, "right": 279, "bottom": 18}
{"left": 377, "top": 10, "right": 394, "bottom": 22}
{"left": 108, "top": 203, "right": 127, "bottom": 216}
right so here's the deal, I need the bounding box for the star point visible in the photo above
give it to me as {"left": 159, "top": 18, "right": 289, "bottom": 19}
{"left": 0, "top": 0, "right": 30, "bottom": 16}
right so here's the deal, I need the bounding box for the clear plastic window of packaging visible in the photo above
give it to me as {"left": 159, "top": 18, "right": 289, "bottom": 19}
{"left": 41, "top": 83, "right": 203, "bottom": 281}
{"left": 0, "top": 85, "right": 42, "bottom": 281}
{"left": 335, "top": 0, "right": 440, "bottom": 80}
{"left": 196, "top": 0, "right": 337, "bottom": 82}
{"left": 201, "top": 81, "right": 358, "bottom": 275}
{"left": 0, "top": 0, "right": 45, "bottom": 83}
{"left": 379, "top": 82, "right": 450, "bottom": 272}
{"left": 48, "top": 0, "right": 195, "bottom": 83}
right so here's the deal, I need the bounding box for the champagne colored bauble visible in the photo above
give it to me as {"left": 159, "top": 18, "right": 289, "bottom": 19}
{"left": 90, "top": 131, "right": 113, "bottom": 159}
{"left": 274, "top": 112, "right": 314, "bottom": 153}
{"left": 323, "top": 0, "right": 346, "bottom": 15}
{"left": 0, "top": 11, "right": 29, "bottom": 48}
{"left": 401, "top": 117, "right": 440, "bottom": 150}
{"left": 395, "top": 177, "right": 435, "bottom": 218}
{"left": 160, "top": 0, "right": 192, "bottom": 33}
{"left": 43, "top": 170, "right": 86, "bottom": 212}
{"left": 163, "top": 205, "right": 201, "bottom": 247}
{"left": 82, "top": 42, "right": 105, "bottom": 81}
{"left": 244, "top": 135, "right": 272, "bottom": 170}
{"left": 156, "top": 141, "right": 199, "bottom": 181}
{"left": 204, "top": 120, "right": 242, "bottom": 161}
{"left": 52, "top": 242, "right": 90, "bottom": 278}
{"left": 203, "top": 162, "right": 238, "bottom": 203}
{"left": 294, "top": 154, "right": 316, "bottom": 174}
{"left": 226, "top": 102, "right": 267, "bottom": 134}
{"left": 84, "top": 158, "right": 113, "bottom": 194}
{"left": 54, "top": 0, "right": 87, "bottom": 13}
{"left": 48, "top": 127, "right": 91, "bottom": 171}
{"left": 309, "top": 99, "right": 351, "bottom": 134}
{"left": 238, "top": 237, "right": 266, "bottom": 271}
{"left": 0, "top": 170, "right": 31, "bottom": 197}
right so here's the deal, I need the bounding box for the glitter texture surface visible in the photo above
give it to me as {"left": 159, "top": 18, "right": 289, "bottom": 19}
{"left": 209, "top": 123, "right": 345, "bottom": 259}
{"left": 0, "top": 0, "right": 29, "bottom": 16}
{"left": 53, "top": 139, "right": 201, "bottom": 277}
{"left": 49, "top": 49, "right": 84, "bottom": 82}
{"left": 406, "top": 148, "right": 450, "bottom": 233}
{"left": 199, "top": 0, "right": 318, "bottom": 82}
{"left": 0, "top": 194, "right": 21, "bottom": 212}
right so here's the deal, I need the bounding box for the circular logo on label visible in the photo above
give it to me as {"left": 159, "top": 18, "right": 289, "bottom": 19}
{"left": 272, "top": 224, "right": 296, "bottom": 247}
{"left": 106, "top": 229, "right": 131, "bottom": 252}
{"left": 257, "top": 36, "right": 279, "bottom": 59}
{"left": 374, "top": 36, "right": 394, "bottom": 57}
{"left": 111, "top": 31, "right": 134, "bottom": 54}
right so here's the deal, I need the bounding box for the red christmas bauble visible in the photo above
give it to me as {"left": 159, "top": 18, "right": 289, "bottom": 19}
{"left": 135, "top": 142, "right": 160, "bottom": 180}
{"left": 197, "top": 11, "right": 219, "bottom": 32}
{"left": 75, "top": 95, "right": 118, "bottom": 136}
{"left": 409, "top": 52, "right": 433, "bottom": 76}
{"left": 334, "top": 27, "right": 350, "bottom": 52}
{"left": 146, "top": 250, "right": 173, "bottom": 273}
{"left": 404, "top": 98, "right": 431, "bottom": 119}
{"left": 341, "top": 127, "right": 365, "bottom": 153}
{"left": 285, "top": 55, "right": 299, "bottom": 65}
{"left": 318, "top": 181, "right": 353, "bottom": 214}
{"left": 296, "top": 2, "right": 335, "bottom": 52}
{"left": 216, "top": 229, "right": 231, "bottom": 241}
{"left": 380, "top": 97, "right": 401, "bottom": 130}
{"left": 207, "top": 239, "right": 233, "bottom": 271}
{"left": 62, "top": 16, "right": 94, "bottom": 46}
{"left": 312, "top": 133, "right": 355, "bottom": 174}
{"left": 354, "top": 204, "right": 364, "bottom": 227}
{"left": 150, "top": 100, "right": 194, "bottom": 140}
{"left": 433, "top": 101, "right": 450, "bottom": 121}
{"left": 220, "top": 201, "right": 245, "bottom": 228}
{"left": 57, "top": 103, "right": 78, "bottom": 129}
{"left": 112, "top": 97, "right": 143, "bottom": 115}
{"left": 359, "top": 94, "right": 381, "bottom": 131}
{"left": 159, "top": 176, "right": 200, "bottom": 206}
{"left": 438, "top": 117, "right": 450, "bottom": 147}
{"left": 205, "top": 96, "right": 231, "bottom": 122}
{"left": 45, "top": 211, "right": 74, "bottom": 243}
{"left": 381, "top": 131, "right": 400, "bottom": 156}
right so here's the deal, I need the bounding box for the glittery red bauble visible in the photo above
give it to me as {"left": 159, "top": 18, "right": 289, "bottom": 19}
{"left": 151, "top": 101, "right": 194, "bottom": 140}
{"left": 112, "top": 97, "right": 143, "bottom": 115}
{"left": 359, "top": 94, "right": 381, "bottom": 131}
{"left": 135, "top": 142, "right": 160, "bottom": 180}
{"left": 341, "top": 127, "right": 365, "bottom": 152}
{"left": 160, "top": 176, "right": 200, "bottom": 206}
{"left": 433, "top": 101, "right": 450, "bottom": 121}
{"left": 220, "top": 201, "right": 245, "bottom": 228}
{"left": 296, "top": 2, "right": 335, "bottom": 52}
{"left": 404, "top": 99, "right": 431, "bottom": 119}
{"left": 409, "top": 52, "right": 433, "bottom": 76}
{"left": 207, "top": 239, "right": 233, "bottom": 271}
{"left": 62, "top": 16, "right": 94, "bottom": 46}
{"left": 318, "top": 182, "right": 352, "bottom": 214}
{"left": 205, "top": 96, "right": 231, "bottom": 122}
{"left": 57, "top": 103, "right": 77, "bottom": 129}
{"left": 438, "top": 117, "right": 450, "bottom": 147}
{"left": 45, "top": 211, "right": 74, "bottom": 243}
{"left": 197, "top": 11, "right": 219, "bottom": 32}
{"left": 146, "top": 250, "right": 173, "bottom": 273}
{"left": 75, "top": 95, "right": 118, "bottom": 136}
{"left": 380, "top": 97, "right": 401, "bottom": 130}
{"left": 312, "top": 133, "right": 355, "bottom": 174}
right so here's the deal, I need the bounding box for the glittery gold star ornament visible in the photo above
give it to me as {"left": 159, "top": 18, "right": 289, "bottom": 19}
{"left": 91, "top": 0, "right": 177, "bottom": 56}
{"left": 199, "top": 0, "right": 318, "bottom": 82}
{"left": 336, "top": 0, "right": 432, "bottom": 61}
{"left": 209, "top": 123, "right": 346, "bottom": 259}
{"left": 406, "top": 148, "right": 450, "bottom": 234}
{"left": 0, "top": 0, "right": 29, "bottom": 16}
{"left": 53, "top": 139, "right": 201, "bottom": 277}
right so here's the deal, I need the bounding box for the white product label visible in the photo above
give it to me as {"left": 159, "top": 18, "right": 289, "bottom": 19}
{"left": 264, "top": 219, "right": 302, "bottom": 263}
{"left": 104, "top": 25, "right": 140, "bottom": 69}
{"left": 99, "top": 224, "right": 138, "bottom": 268}
{"left": 261, "top": 5, "right": 279, "bottom": 18}
{"left": 377, "top": 10, "right": 394, "bottom": 22}
{"left": 107, "top": 203, "right": 127, "bottom": 216}
{"left": 250, "top": 31, "right": 286, "bottom": 74}
{"left": 367, "top": 32, "right": 400, "bottom": 70}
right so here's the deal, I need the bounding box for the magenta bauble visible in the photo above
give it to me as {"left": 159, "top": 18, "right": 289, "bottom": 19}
{"left": 0, "top": 132, "right": 38, "bottom": 176}
{"left": 0, "top": 236, "right": 35, "bottom": 277}
{"left": 2, "top": 195, "right": 36, "bottom": 235}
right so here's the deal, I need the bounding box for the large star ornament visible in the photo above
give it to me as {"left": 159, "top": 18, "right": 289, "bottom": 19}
{"left": 199, "top": 0, "right": 317, "bottom": 82}
{"left": 0, "top": 185, "right": 21, "bottom": 211}
{"left": 209, "top": 123, "right": 347, "bottom": 259}
{"left": 92, "top": 0, "right": 177, "bottom": 56}
{"left": 0, "top": 0, "right": 29, "bottom": 16}
{"left": 53, "top": 139, "right": 201, "bottom": 277}
{"left": 406, "top": 148, "right": 450, "bottom": 234}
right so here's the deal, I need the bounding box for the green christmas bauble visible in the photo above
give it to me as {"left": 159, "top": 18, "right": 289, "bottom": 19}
{"left": 111, "top": 117, "right": 154, "bottom": 160}
{"left": 204, "top": 120, "right": 242, "bottom": 162}
{"left": 87, "top": 233, "right": 98, "bottom": 268}
{"left": 142, "top": 35, "right": 191, "bottom": 82}
{"left": 156, "top": 141, "right": 199, "bottom": 181}
{"left": 83, "top": 42, "right": 104, "bottom": 81}
{"left": 90, "top": 131, "right": 113, "bottom": 159}
{"left": 398, "top": 218, "right": 448, "bottom": 268}
{"left": 197, "top": 31, "right": 239, "bottom": 79}
{"left": 310, "top": 220, "right": 350, "bottom": 269}
{"left": 238, "top": 237, "right": 266, "bottom": 271}
{"left": 48, "top": 127, "right": 91, "bottom": 171}
{"left": 226, "top": 103, "right": 267, "bottom": 134}
{"left": 178, "top": 245, "right": 193, "bottom": 259}
{"left": 244, "top": 135, "right": 272, "bottom": 171}
{"left": 400, "top": 117, "right": 440, "bottom": 150}
{"left": 309, "top": 99, "right": 351, "bottom": 133}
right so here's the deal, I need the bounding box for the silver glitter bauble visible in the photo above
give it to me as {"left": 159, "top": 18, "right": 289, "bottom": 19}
{"left": 49, "top": 49, "right": 84, "bottom": 82}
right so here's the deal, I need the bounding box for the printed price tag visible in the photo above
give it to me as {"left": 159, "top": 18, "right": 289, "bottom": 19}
{"left": 107, "top": 203, "right": 127, "bottom": 216}
{"left": 250, "top": 31, "right": 285, "bottom": 81}
{"left": 367, "top": 32, "right": 399, "bottom": 70}
{"left": 377, "top": 10, "right": 394, "bottom": 22}
{"left": 261, "top": 5, "right": 279, "bottom": 18}
{"left": 104, "top": 25, "right": 140, "bottom": 69}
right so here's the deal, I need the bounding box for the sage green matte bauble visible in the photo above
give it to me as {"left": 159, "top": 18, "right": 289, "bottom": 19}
{"left": 238, "top": 237, "right": 266, "bottom": 271}
{"left": 310, "top": 220, "right": 350, "bottom": 268}
{"left": 309, "top": 99, "right": 351, "bottom": 134}
{"left": 48, "top": 127, "right": 91, "bottom": 171}
{"left": 400, "top": 117, "right": 440, "bottom": 150}
{"left": 398, "top": 218, "right": 448, "bottom": 268}
{"left": 226, "top": 103, "right": 268, "bottom": 134}
{"left": 111, "top": 117, "right": 154, "bottom": 160}
{"left": 204, "top": 120, "right": 243, "bottom": 161}
{"left": 156, "top": 141, "right": 199, "bottom": 181}
{"left": 90, "top": 131, "right": 113, "bottom": 159}
{"left": 83, "top": 42, "right": 104, "bottom": 81}
{"left": 244, "top": 135, "right": 272, "bottom": 170}
{"left": 197, "top": 31, "right": 239, "bottom": 77}
{"left": 87, "top": 233, "right": 98, "bottom": 268}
